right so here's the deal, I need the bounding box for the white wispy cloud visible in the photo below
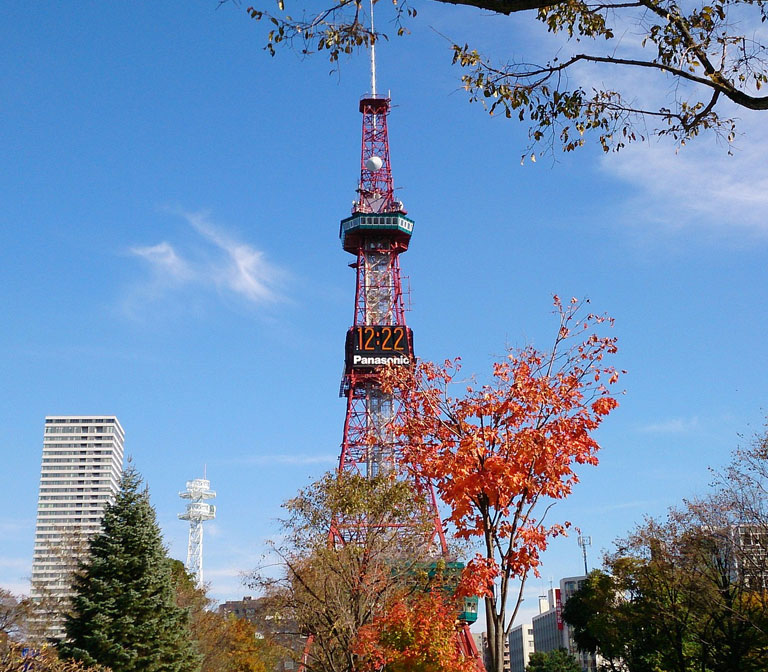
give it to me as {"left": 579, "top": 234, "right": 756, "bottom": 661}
{"left": 472, "top": 7, "right": 768, "bottom": 242}
{"left": 130, "top": 242, "right": 192, "bottom": 282}
{"left": 639, "top": 416, "right": 700, "bottom": 434}
{"left": 184, "top": 212, "right": 283, "bottom": 304}
{"left": 599, "top": 109, "right": 768, "bottom": 238}
{"left": 555, "top": 25, "right": 768, "bottom": 240}
{"left": 199, "top": 563, "right": 257, "bottom": 602}
{"left": 0, "top": 556, "right": 31, "bottom": 597}
{"left": 204, "top": 523, "right": 221, "bottom": 538}
{"left": 126, "top": 211, "right": 287, "bottom": 314}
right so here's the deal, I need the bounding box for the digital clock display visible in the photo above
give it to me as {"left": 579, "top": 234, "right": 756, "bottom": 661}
{"left": 345, "top": 325, "right": 414, "bottom": 369}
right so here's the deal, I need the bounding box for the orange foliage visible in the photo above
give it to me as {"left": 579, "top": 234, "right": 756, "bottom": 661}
{"left": 381, "top": 297, "right": 621, "bottom": 595}
{"left": 354, "top": 591, "right": 477, "bottom": 672}
{"left": 454, "top": 554, "right": 498, "bottom": 598}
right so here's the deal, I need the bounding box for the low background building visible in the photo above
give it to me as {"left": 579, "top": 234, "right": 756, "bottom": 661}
{"left": 219, "top": 595, "right": 260, "bottom": 622}
{"left": 219, "top": 596, "right": 302, "bottom": 672}
{"left": 508, "top": 622, "right": 534, "bottom": 672}
{"left": 507, "top": 576, "right": 598, "bottom": 672}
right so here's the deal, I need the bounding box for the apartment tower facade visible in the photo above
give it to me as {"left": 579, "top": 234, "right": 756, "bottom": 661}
{"left": 30, "top": 415, "right": 125, "bottom": 637}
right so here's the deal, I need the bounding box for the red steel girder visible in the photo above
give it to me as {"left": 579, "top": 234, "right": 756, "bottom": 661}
{"left": 355, "top": 96, "right": 402, "bottom": 215}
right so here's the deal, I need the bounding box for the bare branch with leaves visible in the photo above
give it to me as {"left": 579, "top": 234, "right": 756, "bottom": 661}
{"left": 238, "top": 0, "right": 768, "bottom": 154}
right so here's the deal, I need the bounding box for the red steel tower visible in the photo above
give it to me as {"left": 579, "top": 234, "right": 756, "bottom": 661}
{"left": 336, "top": 92, "right": 484, "bottom": 669}
{"left": 337, "top": 93, "right": 417, "bottom": 482}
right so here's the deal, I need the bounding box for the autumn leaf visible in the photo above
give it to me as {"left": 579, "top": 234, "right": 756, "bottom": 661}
{"left": 379, "top": 297, "right": 621, "bottom": 672}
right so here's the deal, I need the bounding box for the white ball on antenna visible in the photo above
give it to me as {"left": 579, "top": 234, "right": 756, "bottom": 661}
{"left": 365, "top": 156, "right": 384, "bottom": 172}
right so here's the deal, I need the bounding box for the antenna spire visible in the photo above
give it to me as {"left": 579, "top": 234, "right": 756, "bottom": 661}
{"left": 578, "top": 534, "right": 592, "bottom": 575}
{"left": 369, "top": 0, "right": 377, "bottom": 96}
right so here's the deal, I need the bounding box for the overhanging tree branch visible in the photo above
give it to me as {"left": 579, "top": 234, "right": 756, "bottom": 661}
{"left": 432, "top": 0, "right": 560, "bottom": 14}
{"left": 241, "top": 0, "right": 768, "bottom": 152}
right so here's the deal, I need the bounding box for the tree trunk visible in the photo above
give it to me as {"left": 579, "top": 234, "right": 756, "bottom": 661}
{"left": 485, "top": 597, "right": 506, "bottom": 672}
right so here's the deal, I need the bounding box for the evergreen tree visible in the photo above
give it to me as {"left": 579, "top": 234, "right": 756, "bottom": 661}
{"left": 60, "top": 467, "right": 200, "bottom": 672}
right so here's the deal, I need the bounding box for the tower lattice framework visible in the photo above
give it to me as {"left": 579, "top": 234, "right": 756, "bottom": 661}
{"left": 338, "top": 95, "right": 415, "bottom": 482}
{"left": 333, "top": 93, "right": 483, "bottom": 669}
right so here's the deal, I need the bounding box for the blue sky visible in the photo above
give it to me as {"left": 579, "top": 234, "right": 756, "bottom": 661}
{"left": 2, "top": 3, "right": 767, "bottom": 629}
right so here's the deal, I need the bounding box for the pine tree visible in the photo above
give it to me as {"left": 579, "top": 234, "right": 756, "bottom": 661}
{"left": 60, "top": 466, "right": 200, "bottom": 672}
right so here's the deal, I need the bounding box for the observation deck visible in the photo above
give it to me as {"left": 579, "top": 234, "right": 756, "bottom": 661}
{"left": 339, "top": 211, "right": 414, "bottom": 253}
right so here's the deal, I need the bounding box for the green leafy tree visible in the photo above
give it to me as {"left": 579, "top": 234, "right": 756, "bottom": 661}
{"left": 240, "top": 0, "right": 768, "bottom": 154}
{"left": 621, "top": 501, "right": 768, "bottom": 671}
{"left": 59, "top": 467, "right": 200, "bottom": 672}
{"left": 565, "top": 500, "right": 768, "bottom": 672}
{"left": 562, "top": 567, "right": 662, "bottom": 672}
{"left": 566, "top": 520, "right": 710, "bottom": 672}
{"left": 249, "top": 472, "right": 440, "bottom": 672}
{"left": 525, "top": 649, "right": 581, "bottom": 672}
{"left": 563, "top": 425, "right": 768, "bottom": 672}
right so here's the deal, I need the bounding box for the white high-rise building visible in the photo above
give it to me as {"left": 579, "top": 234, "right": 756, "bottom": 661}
{"left": 30, "top": 415, "right": 125, "bottom": 637}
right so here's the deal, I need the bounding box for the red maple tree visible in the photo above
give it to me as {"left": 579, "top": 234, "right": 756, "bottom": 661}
{"left": 380, "top": 297, "right": 622, "bottom": 672}
{"left": 354, "top": 591, "right": 477, "bottom": 672}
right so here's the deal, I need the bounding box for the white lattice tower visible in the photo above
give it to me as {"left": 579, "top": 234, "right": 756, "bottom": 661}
{"left": 178, "top": 477, "right": 216, "bottom": 588}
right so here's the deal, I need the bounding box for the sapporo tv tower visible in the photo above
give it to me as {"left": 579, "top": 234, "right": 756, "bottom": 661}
{"left": 330, "top": 7, "right": 484, "bottom": 666}
{"left": 337, "top": 64, "right": 417, "bottom": 480}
